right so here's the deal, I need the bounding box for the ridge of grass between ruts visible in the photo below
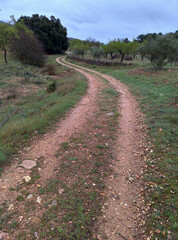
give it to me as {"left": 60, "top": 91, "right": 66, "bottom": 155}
{"left": 0, "top": 54, "right": 87, "bottom": 172}
{"left": 67, "top": 58, "right": 178, "bottom": 240}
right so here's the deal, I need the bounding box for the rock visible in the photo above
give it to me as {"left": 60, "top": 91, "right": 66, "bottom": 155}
{"left": 37, "top": 196, "right": 42, "bottom": 204}
{"left": 23, "top": 176, "right": 31, "bottom": 183}
{"left": 0, "top": 232, "right": 9, "bottom": 239}
{"left": 106, "top": 112, "right": 115, "bottom": 116}
{"left": 20, "top": 160, "right": 37, "bottom": 169}
{"left": 27, "top": 194, "right": 33, "bottom": 200}
{"left": 59, "top": 188, "right": 64, "bottom": 194}
{"left": 19, "top": 216, "right": 23, "bottom": 222}
{"left": 51, "top": 200, "right": 57, "bottom": 206}
{"left": 8, "top": 204, "right": 14, "bottom": 211}
{"left": 155, "top": 229, "right": 161, "bottom": 234}
{"left": 129, "top": 177, "right": 134, "bottom": 182}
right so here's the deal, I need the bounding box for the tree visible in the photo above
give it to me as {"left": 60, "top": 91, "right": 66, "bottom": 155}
{"left": 106, "top": 41, "right": 117, "bottom": 60}
{"left": 72, "top": 41, "right": 89, "bottom": 58}
{"left": 90, "top": 46, "right": 104, "bottom": 60}
{"left": 18, "top": 15, "right": 68, "bottom": 54}
{"left": 138, "top": 35, "right": 178, "bottom": 69}
{"left": 0, "top": 22, "right": 17, "bottom": 63}
{"left": 101, "top": 44, "right": 110, "bottom": 58}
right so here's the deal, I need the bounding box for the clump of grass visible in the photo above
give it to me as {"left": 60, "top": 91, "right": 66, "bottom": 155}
{"left": 43, "top": 63, "right": 57, "bottom": 75}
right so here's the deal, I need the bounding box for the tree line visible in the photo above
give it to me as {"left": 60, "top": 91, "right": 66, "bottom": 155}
{"left": 0, "top": 14, "right": 177, "bottom": 69}
{"left": 69, "top": 31, "right": 178, "bottom": 69}
{"left": 0, "top": 14, "right": 68, "bottom": 66}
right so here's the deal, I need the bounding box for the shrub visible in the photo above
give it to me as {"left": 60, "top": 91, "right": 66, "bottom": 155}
{"left": 46, "top": 81, "right": 56, "bottom": 93}
{"left": 11, "top": 30, "right": 46, "bottom": 67}
{"left": 90, "top": 46, "right": 104, "bottom": 60}
{"left": 43, "top": 63, "right": 57, "bottom": 75}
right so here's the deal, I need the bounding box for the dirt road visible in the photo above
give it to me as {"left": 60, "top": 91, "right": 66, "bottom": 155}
{"left": 0, "top": 57, "right": 146, "bottom": 239}
{"left": 59, "top": 57, "right": 146, "bottom": 239}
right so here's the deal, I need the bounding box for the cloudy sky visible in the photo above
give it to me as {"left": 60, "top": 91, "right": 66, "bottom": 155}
{"left": 0, "top": 0, "right": 177, "bottom": 42}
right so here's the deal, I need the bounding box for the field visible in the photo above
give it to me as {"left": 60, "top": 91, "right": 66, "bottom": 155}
{"left": 67, "top": 56, "right": 178, "bottom": 239}
{"left": 0, "top": 51, "right": 87, "bottom": 172}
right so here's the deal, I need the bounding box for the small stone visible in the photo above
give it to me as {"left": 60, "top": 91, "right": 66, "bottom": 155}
{"left": 1, "top": 186, "right": 8, "bottom": 189}
{"left": 0, "top": 232, "right": 9, "bottom": 239}
{"left": 8, "top": 204, "right": 14, "bottom": 211}
{"left": 106, "top": 112, "right": 115, "bottom": 116}
{"left": 23, "top": 176, "right": 31, "bottom": 183}
{"left": 155, "top": 229, "right": 161, "bottom": 234}
{"left": 58, "top": 188, "right": 64, "bottom": 194}
{"left": 27, "top": 194, "right": 33, "bottom": 200}
{"left": 51, "top": 200, "right": 57, "bottom": 206}
{"left": 20, "top": 160, "right": 37, "bottom": 169}
{"left": 129, "top": 177, "right": 134, "bottom": 182}
{"left": 19, "top": 216, "right": 23, "bottom": 222}
{"left": 37, "top": 197, "right": 42, "bottom": 204}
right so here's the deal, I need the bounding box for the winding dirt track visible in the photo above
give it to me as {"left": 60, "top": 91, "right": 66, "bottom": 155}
{"left": 59, "top": 58, "right": 146, "bottom": 240}
{"left": 0, "top": 57, "right": 146, "bottom": 239}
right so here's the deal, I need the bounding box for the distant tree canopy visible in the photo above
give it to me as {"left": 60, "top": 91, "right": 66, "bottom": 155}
{"left": 138, "top": 34, "right": 178, "bottom": 69}
{"left": 18, "top": 14, "right": 68, "bottom": 54}
{"left": 136, "top": 31, "right": 178, "bottom": 43}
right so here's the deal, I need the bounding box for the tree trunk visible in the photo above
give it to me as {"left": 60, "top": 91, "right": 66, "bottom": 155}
{"left": 110, "top": 52, "right": 113, "bottom": 60}
{"left": 4, "top": 50, "right": 8, "bottom": 63}
{"left": 121, "top": 54, "right": 124, "bottom": 64}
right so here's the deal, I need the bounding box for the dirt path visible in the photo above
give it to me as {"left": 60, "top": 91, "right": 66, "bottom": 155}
{"left": 0, "top": 57, "right": 146, "bottom": 239}
{"left": 0, "top": 58, "right": 99, "bottom": 203}
{"left": 61, "top": 58, "right": 147, "bottom": 239}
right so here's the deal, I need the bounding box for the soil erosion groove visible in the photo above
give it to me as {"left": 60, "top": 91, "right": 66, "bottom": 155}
{"left": 61, "top": 57, "right": 146, "bottom": 240}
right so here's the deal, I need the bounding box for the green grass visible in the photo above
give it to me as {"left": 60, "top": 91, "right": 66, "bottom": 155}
{"left": 0, "top": 53, "right": 87, "bottom": 171}
{"left": 67, "top": 56, "right": 178, "bottom": 240}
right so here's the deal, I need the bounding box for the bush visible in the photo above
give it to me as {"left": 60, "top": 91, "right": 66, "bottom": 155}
{"left": 43, "top": 63, "right": 57, "bottom": 75}
{"left": 11, "top": 30, "right": 46, "bottom": 67}
{"left": 46, "top": 81, "right": 56, "bottom": 93}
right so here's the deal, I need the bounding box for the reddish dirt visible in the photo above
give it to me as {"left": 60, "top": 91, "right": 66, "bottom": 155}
{"left": 62, "top": 58, "right": 147, "bottom": 239}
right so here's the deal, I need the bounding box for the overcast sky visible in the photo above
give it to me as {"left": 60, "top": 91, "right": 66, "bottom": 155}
{"left": 0, "top": 0, "right": 177, "bottom": 43}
